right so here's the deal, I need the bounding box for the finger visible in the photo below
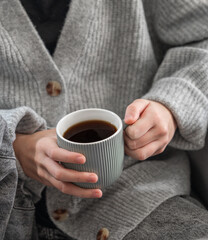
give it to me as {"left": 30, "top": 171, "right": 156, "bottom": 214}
{"left": 41, "top": 137, "right": 86, "bottom": 164}
{"left": 125, "top": 111, "right": 155, "bottom": 140}
{"left": 47, "top": 174, "right": 102, "bottom": 198}
{"left": 125, "top": 140, "right": 164, "bottom": 160}
{"left": 124, "top": 127, "right": 159, "bottom": 150}
{"left": 38, "top": 175, "right": 53, "bottom": 187}
{"left": 41, "top": 179, "right": 53, "bottom": 187}
{"left": 43, "top": 157, "right": 98, "bottom": 183}
{"left": 152, "top": 146, "right": 166, "bottom": 156}
{"left": 124, "top": 99, "right": 150, "bottom": 125}
{"left": 28, "top": 163, "right": 54, "bottom": 187}
{"left": 46, "top": 146, "right": 86, "bottom": 164}
{"left": 29, "top": 169, "right": 53, "bottom": 187}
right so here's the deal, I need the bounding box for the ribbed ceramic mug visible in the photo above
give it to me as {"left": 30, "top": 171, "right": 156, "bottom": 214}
{"left": 56, "top": 108, "right": 124, "bottom": 189}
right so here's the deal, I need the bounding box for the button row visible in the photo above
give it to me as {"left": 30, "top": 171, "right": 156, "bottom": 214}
{"left": 52, "top": 209, "right": 109, "bottom": 239}
{"left": 46, "top": 81, "right": 62, "bottom": 96}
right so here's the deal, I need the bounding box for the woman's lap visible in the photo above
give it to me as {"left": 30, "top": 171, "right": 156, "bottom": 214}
{"left": 36, "top": 195, "right": 208, "bottom": 240}
{"left": 124, "top": 196, "right": 208, "bottom": 240}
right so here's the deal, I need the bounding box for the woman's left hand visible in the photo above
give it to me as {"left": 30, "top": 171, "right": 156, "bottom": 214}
{"left": 124, "top": 99, "right": 177, "bottom": 160}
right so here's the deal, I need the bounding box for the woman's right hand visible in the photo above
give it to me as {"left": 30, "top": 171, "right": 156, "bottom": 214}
{"left": 13, "top": 128, "right": 102, "bottom": 198}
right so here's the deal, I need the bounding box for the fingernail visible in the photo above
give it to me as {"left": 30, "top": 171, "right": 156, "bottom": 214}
{"left": 88, "top": 174, "right": 98, "bottom": 183}
{"left": 76, "top": 156, "right": 85, "bottom": 164}
{"left": 93, "top": 190, "right": 102, "bottom": 198}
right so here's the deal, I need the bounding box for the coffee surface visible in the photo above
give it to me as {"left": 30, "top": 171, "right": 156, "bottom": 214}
{"left": 63, "top": 120, "right": 117, "bottom": 143}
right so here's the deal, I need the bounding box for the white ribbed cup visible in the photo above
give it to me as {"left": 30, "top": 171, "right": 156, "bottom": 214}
{"left": 56, "top": 108, "right": 124, "bottom": 189}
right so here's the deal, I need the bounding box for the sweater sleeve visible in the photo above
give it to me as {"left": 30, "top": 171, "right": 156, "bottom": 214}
{"left": 0, "top": 107, "right": 47, "bottom": 200}
{"left": 143, "top": 0, "right": 208, "bottom": 150}
{"left": 0, "top": 116, "right": 17, "bottom": 240}
{"left": 0, "top": 107, "right": 47, "bottom": 141}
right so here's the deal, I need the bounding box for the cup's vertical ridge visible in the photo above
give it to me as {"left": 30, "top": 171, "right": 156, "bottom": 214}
{"left": 56, "top": 108, "right": 124, "bottom": 189}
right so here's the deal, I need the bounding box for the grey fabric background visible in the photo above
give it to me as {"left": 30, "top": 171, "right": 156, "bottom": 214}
{"left": 189, "top": 133, "right": 208, "bottom": 208}
{"left": 0, "top": 0, "right": 208, "bottom": 239}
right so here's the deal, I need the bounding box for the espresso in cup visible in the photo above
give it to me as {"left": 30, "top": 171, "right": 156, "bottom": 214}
{"left": 56, "top": 108, "right": 124, "bottom": 189}
{"left": 63, "top": 120, "right": 117, "bottom": 143}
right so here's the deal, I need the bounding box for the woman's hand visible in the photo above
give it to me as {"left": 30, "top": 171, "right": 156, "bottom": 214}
{"left": 13, "top": 129, "right": 102, "bottom": 198}
{"left": 124, "top": 99, "right": 177, "bottom": 160}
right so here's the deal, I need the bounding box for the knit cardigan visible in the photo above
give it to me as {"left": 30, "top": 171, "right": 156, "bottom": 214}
{"left": 0, "top": 0, "right": 208, "bottom": 239}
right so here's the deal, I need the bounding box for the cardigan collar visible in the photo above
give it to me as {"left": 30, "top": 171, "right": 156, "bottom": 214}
{"left": 0, "top": 0, "right": 97, "bottom": 81}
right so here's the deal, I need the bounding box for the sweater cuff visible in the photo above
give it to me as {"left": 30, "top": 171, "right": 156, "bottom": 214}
{"left": 0, "top": 107, "right": 47, "bottom": 199}
{"left": 0, "top": 106, "right": 47, "bottom": 141}
{"left": 143, "top": 77, "right": 208, "bottom": 150}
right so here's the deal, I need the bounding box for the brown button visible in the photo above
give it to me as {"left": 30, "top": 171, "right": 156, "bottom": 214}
{"left": 97, "top": 228, "right": 109, "bottom": 240}
{"left": 46, "top": 81, "right": 61, "bottom": 96}
{"left": 52, "top": 209, "right": 69, "bottom": 221}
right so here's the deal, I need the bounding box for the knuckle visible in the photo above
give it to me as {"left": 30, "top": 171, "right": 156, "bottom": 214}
{"left": 162, "top": 135, "right": 169, "bottom": 145}
{"left": 36, "top": 156, "right": 45, "bottom": 167}
{"left": 34, "top": 156, "right": 41, "bottom": 165}
{"left": 137, "top": 150, "right": 146, "bottom": 161}
{"left": 58, "top": 182, "right": 66, "bottom": 193}
{"left": 53, "top": 169, "right": 62, "bottom": 180}
{"left": 156, "top": 146, "right": 166, "bottom": 155}
{"left": 37, "top": 168, "right": 44, "bottom": 178}
{"left": 49, "top": 148, "right": 57, "bottom": 159}
{"left": 51, "top": 136, "right": 57, "bottom": 141}
{"left": 127, "top": 140, "right": 137, "bottom": 150}
{"left": 157, "top": 148, "right": 164, "bottom": 154}
{"left": 36, "top": 139, "right": 43, "bottom": 151}
{"left": 126, "top": 127, "right": 137, "bottom": 140}
{"left": 43, "top": 181, "right": 51, "bottom": 187}
{"left": 159, "top": 125, "right": 168, "bottom": 136}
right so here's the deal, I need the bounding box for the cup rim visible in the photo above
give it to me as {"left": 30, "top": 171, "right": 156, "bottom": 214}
{"left": 56, "top": 108, "right": 123, "bottom": 146}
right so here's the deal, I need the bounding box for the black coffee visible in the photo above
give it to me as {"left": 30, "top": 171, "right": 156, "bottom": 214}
{"left": 63, "top": 120, "right": 117, "bottom": 143}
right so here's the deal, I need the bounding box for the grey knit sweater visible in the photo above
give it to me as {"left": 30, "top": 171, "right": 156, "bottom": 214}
{"left": 0, "top": 0, "right": 208, "bottom": 239}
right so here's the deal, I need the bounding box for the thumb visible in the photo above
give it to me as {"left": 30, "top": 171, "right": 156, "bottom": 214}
{"left": 124, "top": 99, "right": 150, "bottom": 125}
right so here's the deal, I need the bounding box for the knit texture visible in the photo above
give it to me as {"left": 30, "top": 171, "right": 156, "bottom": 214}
{"left": 0, "top": 116, "right": 17, "bottom": 240}
{"left": 0, "top": 0, "right": 208, "bottom": 239}
{"left": 123, "top": 196, "right": 208, "bottom": 240}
